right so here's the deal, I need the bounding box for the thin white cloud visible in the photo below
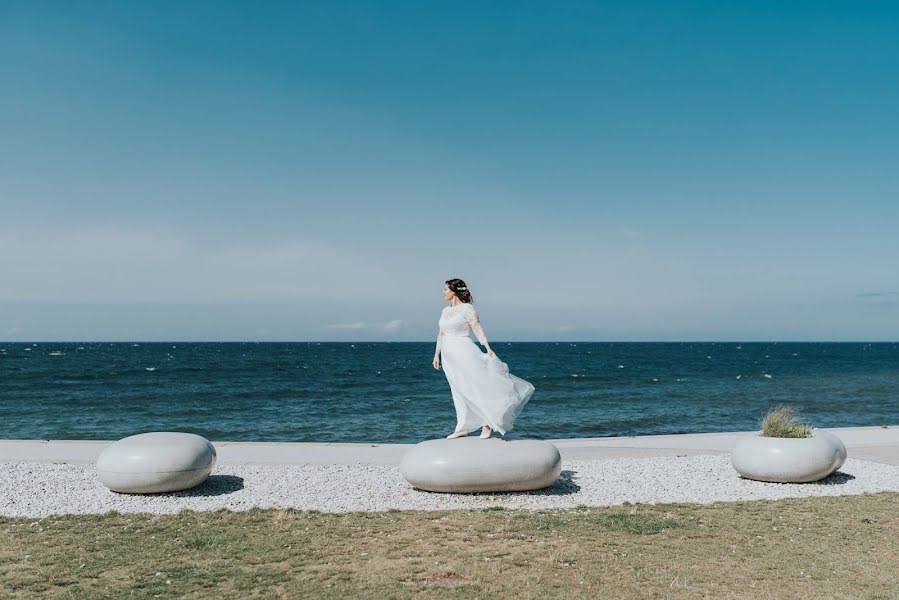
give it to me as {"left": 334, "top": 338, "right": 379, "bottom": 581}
{"left": 0, "top": 225, "right": 394, "bottom": 304}
{"left": 855, "top": 291, "right": 899, "bottom": 307}
{"left": 383, "top": 319, "right": 406, "bottom": 332}
{"left": 327, "top": 321, "right": 370, "bottom": 329}
{"left": 328, "top": 319, "right": 408, "bottom": 331}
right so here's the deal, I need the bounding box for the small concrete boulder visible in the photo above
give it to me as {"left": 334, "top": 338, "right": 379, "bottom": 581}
{"left": 400, "top": 438, "right": 561, "bottom": 493}
{"left": 97, "top": 432, "right": 217, "bottom": 494}
{"left": 731, "top": 429, "right": 847, "bottom": 483}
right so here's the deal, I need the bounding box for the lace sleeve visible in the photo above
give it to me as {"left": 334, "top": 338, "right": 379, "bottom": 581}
{"left": 435, "top": 330, "right": 443, "bottom": 354}
{"left": 463, "top": 304, "right": 489, "bottom": 346}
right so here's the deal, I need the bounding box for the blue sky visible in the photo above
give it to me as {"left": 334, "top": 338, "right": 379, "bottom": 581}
{"left": 1, "top": 1, "right": 897, "bottom": 341}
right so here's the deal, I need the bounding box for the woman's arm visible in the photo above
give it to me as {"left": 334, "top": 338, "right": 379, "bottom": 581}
{"left": 463, "top": 304, "right": 495, "bottom": 356}
{"left": 433, "top": 330, "right": 443, "bottom": 370}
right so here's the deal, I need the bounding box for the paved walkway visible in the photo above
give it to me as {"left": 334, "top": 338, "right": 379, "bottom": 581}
{"left": 0, "top": 425, "right": 896, "bottom": 466}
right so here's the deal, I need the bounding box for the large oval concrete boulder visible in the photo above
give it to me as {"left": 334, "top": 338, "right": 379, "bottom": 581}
{"left": 400, "top": 438, "right": 561, "bottom": 493}
{"left": 97, "top": 432, "right": 217, "bottom": 494}
{"left": 731, "top": 429, "right": 847, "bottom": 483}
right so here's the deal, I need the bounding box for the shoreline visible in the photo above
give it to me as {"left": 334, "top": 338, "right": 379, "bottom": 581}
{"left": 2, "top": 425, "right": 896, "bottom": 466}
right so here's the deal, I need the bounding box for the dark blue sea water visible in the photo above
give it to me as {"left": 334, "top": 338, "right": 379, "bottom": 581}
{"left": 1, "top": 342, "right": 896, "bottom": 443}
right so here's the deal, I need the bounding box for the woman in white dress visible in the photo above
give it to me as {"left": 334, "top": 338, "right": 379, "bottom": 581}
{"left": 432, "top": 278, "right": 535, "bottom": 439}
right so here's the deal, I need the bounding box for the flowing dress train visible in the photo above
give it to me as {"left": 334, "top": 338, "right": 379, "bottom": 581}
{"left": 436, "top": 303, "right": 535, "bottom": 435}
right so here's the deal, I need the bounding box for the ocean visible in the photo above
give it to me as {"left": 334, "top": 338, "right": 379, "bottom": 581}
{"left": 1, "top": 342, "right": 896, "bottom": 443}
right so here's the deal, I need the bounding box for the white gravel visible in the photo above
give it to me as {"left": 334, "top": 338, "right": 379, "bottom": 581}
{"left": 1, "top": 455, "right": 897, "bottom": 519}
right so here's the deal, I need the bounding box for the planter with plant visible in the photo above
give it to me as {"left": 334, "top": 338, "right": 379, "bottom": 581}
{"left": 731, "top": 405, "right": 847, "bottom": 483}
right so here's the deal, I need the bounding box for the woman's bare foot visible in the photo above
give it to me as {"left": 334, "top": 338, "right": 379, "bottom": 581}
{"left": 447, "top": 430, "right": 468, "bottom": 439}
{"left": 479, "top": 425, "right": 492, "bottom": 439}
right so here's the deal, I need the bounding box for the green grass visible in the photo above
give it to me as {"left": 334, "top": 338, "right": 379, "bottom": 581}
{"left": 760, "top": 405, "right": 813, "bottom": 438}
{"left": 1, "top": 492, "right": 898, "bottom": 599}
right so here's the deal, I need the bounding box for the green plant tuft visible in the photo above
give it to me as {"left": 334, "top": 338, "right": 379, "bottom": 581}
{"left": 760, "top": 405, "right": 813, "bottom": 438}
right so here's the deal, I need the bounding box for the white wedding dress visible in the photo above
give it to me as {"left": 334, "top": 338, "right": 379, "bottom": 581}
{"left": 436, "top": 302, "right": 535, "bottom": 435}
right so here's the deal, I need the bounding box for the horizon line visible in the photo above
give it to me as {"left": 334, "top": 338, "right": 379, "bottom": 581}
{"left": 1, "top": 340, "right": 897, "bottom": 344}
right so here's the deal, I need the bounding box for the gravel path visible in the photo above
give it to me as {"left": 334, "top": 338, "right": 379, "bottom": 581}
{"left": 2, "top": 455, "right": 898, "bottom": 518}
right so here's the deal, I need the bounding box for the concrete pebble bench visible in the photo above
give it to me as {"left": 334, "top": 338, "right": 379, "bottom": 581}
{"left": 400, "top": 437, "right": 561, "bottom": 493}
{"left": 97, "top": 432, "right": 217, "bottom": 494}
{"left": 731, "top": 429, "right": 847, "bottom": 483}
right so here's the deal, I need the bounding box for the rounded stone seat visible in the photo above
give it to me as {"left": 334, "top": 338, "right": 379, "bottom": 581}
{"left": 97, "top": 432, "right": 217, "bottom": 494}
{"left": 731, "top": 429, "right": 847, "bottom": 483}
{"left": 400, "top": 438, "right": 562, "bottom": 493}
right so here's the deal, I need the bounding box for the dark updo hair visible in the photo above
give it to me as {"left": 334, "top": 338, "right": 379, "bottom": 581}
{"left": 445, "top": 278, "right": 473, "bottom": 303}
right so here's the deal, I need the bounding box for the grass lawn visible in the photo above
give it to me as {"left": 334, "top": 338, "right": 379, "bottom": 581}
{"left": 1, "top": 491, "right": 897, "bottom": 599}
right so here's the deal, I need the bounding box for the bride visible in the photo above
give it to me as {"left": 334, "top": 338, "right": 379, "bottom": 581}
{"left": 432, "top": 278, "right": 535, "bottom": 439}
